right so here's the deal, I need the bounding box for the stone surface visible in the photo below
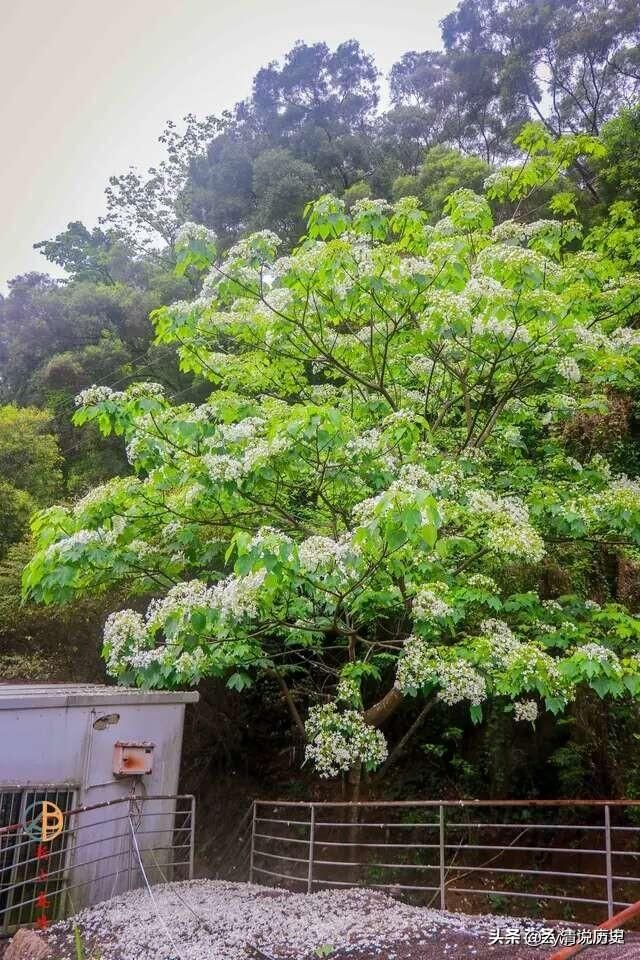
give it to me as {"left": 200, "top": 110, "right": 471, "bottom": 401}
{"left": 4, "top": 929, "right": 51, "bottom": 960}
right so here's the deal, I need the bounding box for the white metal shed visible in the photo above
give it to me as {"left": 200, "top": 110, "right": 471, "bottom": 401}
{"left": 0, "top": 683, "right": 199, "bottom": 931}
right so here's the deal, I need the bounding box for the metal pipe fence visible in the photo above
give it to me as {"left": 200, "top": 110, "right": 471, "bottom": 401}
{"left": 0, "top": 792, "right": 195, "bottom": 934}
{"left": 249, "top": 799, "right": 640, "bottom": 922}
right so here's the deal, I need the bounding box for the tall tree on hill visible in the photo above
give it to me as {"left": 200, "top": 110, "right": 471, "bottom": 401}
{"left": 441, "top": 0, "right": 640, "bottom": 138}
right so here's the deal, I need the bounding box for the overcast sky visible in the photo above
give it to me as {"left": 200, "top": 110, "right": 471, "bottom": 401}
{"left": 1, "top": 0, "right": 455, "bottom": 288}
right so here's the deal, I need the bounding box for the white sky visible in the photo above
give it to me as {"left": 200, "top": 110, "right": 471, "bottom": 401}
{"left": 1, "top": 0, "right": 454, "bottom": 288}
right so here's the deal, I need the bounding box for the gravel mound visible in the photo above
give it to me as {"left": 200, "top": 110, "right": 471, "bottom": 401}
{"left": 44, "top": 880, "right": 552, "bottom": 960}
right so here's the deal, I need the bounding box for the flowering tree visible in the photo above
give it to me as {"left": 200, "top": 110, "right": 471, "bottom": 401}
{"left": 23, "top": 185, "right": 640, "bottom": 777}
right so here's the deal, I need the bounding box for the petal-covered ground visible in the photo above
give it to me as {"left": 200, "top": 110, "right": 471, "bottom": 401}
{"left": 41, "top": 881, "right": 640, "bottom": 960}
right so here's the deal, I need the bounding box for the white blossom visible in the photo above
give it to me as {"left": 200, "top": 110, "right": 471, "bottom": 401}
{"left": 209, "top": 569, "right": 267, "bottom": 622}
{"left": 574, "top": 643, "right": 621, "bottom": 670}
{"left": 514, "top": 700, "right": 538, "bottom": 722}
{"left": 146, "top": 580, "right": 215, "bottom": 633}
{"left": 74, "top": 385, "right": 123, "bottom": 407}
{"left": 413, "top": 583, "right": 452, "bottom": 620}
{"left": 486, "top": 524, "right": 545, "bottom": 564}
{"left": 396, "top": 637, "right": 487, "bottom": 705}
{"left": 467, "top": 574, "right": 497, "bottom": 591}
{"left": 467, "top": 490, "right": 529, "bottom": 525}
{"left": 202, "top": 454, "right": 246, "bottom": 482}
{"left": 176, "top": 221, "right": 216, "bottom": 246}
{"left": 103, "top": 609, "right": 148, "bottom": 676}
{"left": 126, "top": 381, "right": 165, "bottom": 400}
{"left": 298, "top": 535, "right": 358, "bottom": 576}
{"left": 305, "top": 703, "right": 388, "bottom": 778}
{"left": 218, "top": 417, "right": 266, "bottom": 444}
{"left": 556, "top": 357, "right": 581, "bottom": 382}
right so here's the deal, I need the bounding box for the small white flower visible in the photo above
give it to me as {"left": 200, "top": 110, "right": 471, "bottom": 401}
{"left": 74, "top": 385, "right": 123, "bottom": 407}
{"left": 514, "top": 700, "right": 538, "bottom": 723}
{"left": 556, "top": 357, "right": 581, "bottom": 382}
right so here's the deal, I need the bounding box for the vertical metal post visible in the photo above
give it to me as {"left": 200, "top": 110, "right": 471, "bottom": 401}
{"left": 249, "top": 801, "right": 257, "bottom": 884}
{"left": 439, "top": 804, "right": 446, "bottom": 910}
{"left": 127, "top": 831, "right": 134, "bottom": 892}
{"left": 604, "top": 804, "right": 614, "bottom": 918}
{"left": 307, "top": 804, "right": 316, "bottom": 894}
{"left": 188, "top": 795, "right": 196, "bottom": 880}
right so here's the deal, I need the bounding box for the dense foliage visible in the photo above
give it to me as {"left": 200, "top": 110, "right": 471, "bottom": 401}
{"left": 24, "top": 166, "right": 640, "bottom": 776}
{"left": 3, "top": 0, "right": 640, "bottom": 791}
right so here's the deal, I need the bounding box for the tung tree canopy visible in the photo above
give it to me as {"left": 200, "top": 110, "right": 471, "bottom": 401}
{"left": 23, "top": 178, "right": 640, "bottom": 778}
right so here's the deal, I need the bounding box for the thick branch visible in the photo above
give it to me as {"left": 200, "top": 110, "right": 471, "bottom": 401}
{"left": 364, "top": 685, "right": 404, "bottom": 727}
{"left": 271, "top": 669, "right": 305, "bottom": 737}
{"left": 379, "top": 697, "right": 436, "bottom": 774}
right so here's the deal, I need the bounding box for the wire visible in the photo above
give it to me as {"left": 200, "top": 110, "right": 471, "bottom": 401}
{"left": 146, "top": 833, "right": 277, "bottom": 959}
{"left": 128, "top": 816, "right": 186, "bottom": 960}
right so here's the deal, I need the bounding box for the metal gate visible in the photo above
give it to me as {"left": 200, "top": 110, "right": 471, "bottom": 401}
{"left": 249, "top": 799, "right": 640, "bottom": 922}
{"left": 0, "top": 792, "right": 195, "bottom": 934}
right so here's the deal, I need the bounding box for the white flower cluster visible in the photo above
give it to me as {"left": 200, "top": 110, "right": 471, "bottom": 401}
{"left": 103, "top": 609, "right": 148, "bottom": 676}
{"left": 74, "top": 385, "right": 122, "bottom": 407}
{"left": 226, "top": 230, "right": 281, "bottom": 262}
{"left": 467, "top": 490, "right": 529, "bottom": 525}
{"left": 242, "top": 436, "right": 290, "bottom": 470}
{"left": 574, "top": 643, "right": 621, "bottom": 670}
{"left": 478, "top": 243, "right": 560, "bottom": 283}
{"left": 490, "top": 220, "right": 526, "bottom": 243}
{"left": 44, "top": 528, "right": 103, "bottom": 560}
{"left": 202, "top": 454, "right": 246, "bottom": 482}
{"left": 176, "top": 221, "right": 216, "bottom": 246}
{"left": 352, "top": 197, "right": 390, "bottom": 216}
{"left": 273, "top": 241, "right": 326, "bottom": 278}
{"left": 336, "top": 676, "right": 362, "bottom": 705}
{"left": 210, "top": 569, "right": 267, "bottom": 622}
{"left": 396, "top": 464, "right": 433, "bottom": 490}
{"left": 297, "top": 535, "right": 359, "bottom": 577}
{"left": 396, "top": 257, "right": 435, "bottom": 278}
{"left": 218, "top": 417, "right": 266, "bottom": 443}
{"left": 352, "top": 483, "right": 431, "bottom": 528}
{"left": 144, "top": 570, "right": 268, "bottom": 635}
{"left": 248, "top": 525, "right": 293, "bottom": 552}
{"left": 73, "top": 478, "right": 130, "bottom": 516}
{"left": 543, "top": 599, "right": 562, "bottom": 611}
{"left": 486, "top": 524, "right": 546, "bottom": 564}
{"left": 467, "top": 490, "right": 545, "bottom": 564}
{"left": 126, "top": 381, "right": 165, "bottom": 400}
{"left": 610, "top": 327, "right": 640, "bottom": 349}
{"left": 467, "top": 573, "right": 497, "bottom": 591}
{"left": 423, "top": 290, "right": 472, "bottom": 328}
{"left": 602, "top": 475, "right": 640, "bottom": 512}
{"left": 396, "top": 636, "right": 487, "bottom": 705}
{"left": 146, "top": 580, "right": 215, "bottom": 633}
{"left": 346, "top": 428, "right": 383, "bottom": 456}
{"left": 556, "top": 357, "right": 581, "bottom": 382}
{"left": 471, "top": 315, "right": 531, "bottom": 342}
{"left": 256, "top": 287, "right": 293, "bottom": 317}
{"left": 572, "top": 324, "right": 607, "bottom": 348}
{"left": 413, "top": 582, "right": 452, "bottom": 620}
{"left": 432, "top": 216, "right": 459, "bottom": 237}
{"left": 514, "top": 699, "right": 538, "bottom": 723}
{"left": 466, "top": 276, "right": 512, "bottom": 303}
{"left": 436, "top": 659, "right": 487, "bottom": 706}
{"left": 305, "top": 703, "right": 388, "bottom": 778}
{"left": 173, "top": 647, "right": 209, "bottom": 683}
{"left": 479, "top": 619, "right": 522, "bottom": 667}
